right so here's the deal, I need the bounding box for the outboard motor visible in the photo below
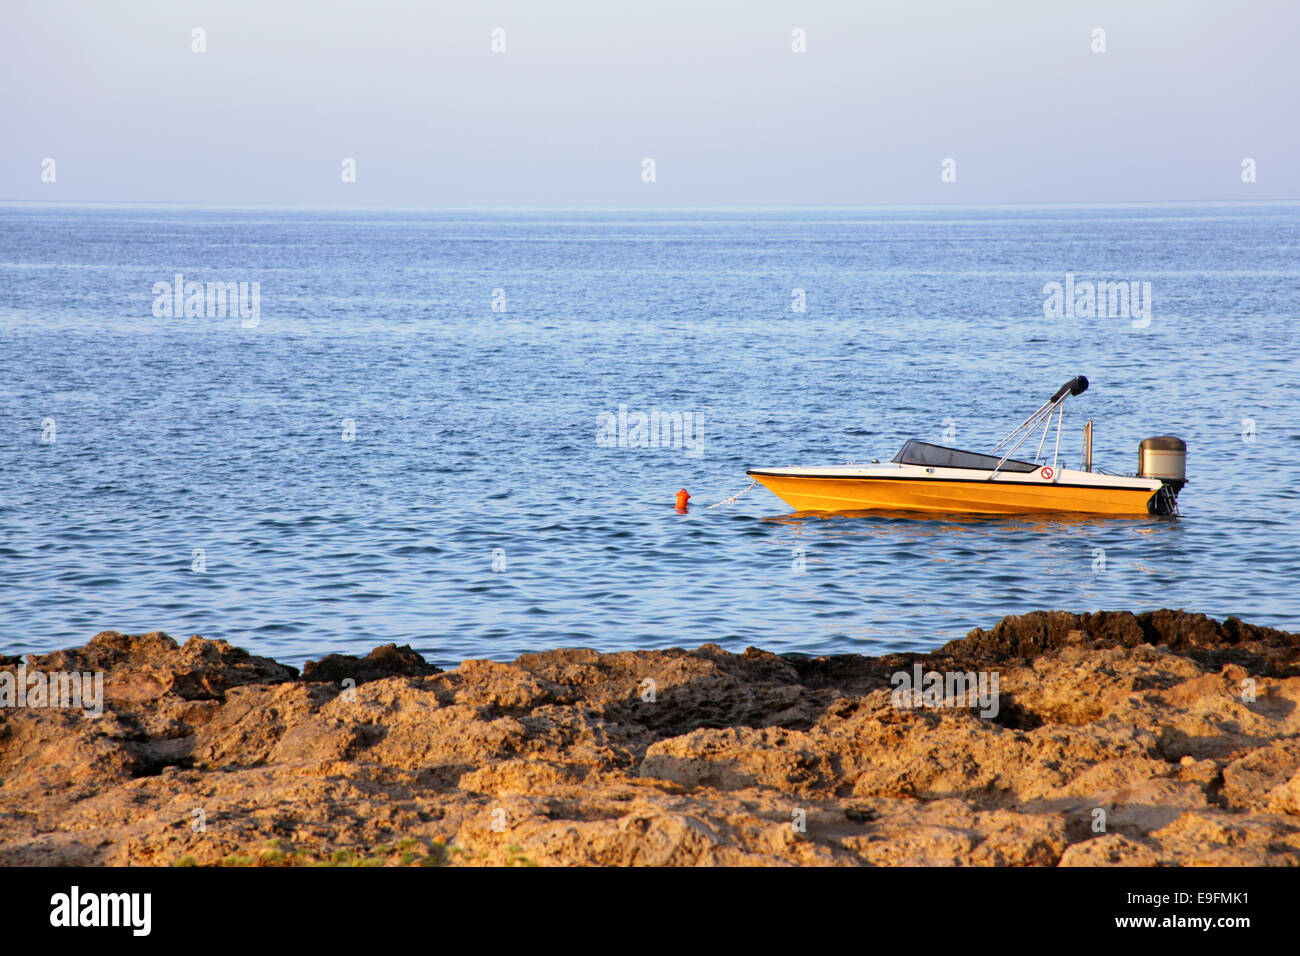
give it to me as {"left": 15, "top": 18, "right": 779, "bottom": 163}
{"left": 1139, "top": 436, "right": 1186, "bottom": 514}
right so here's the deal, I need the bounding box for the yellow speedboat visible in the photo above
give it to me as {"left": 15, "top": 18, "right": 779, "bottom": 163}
{"left": 748, "top": 376, "right": 1187, "bottom": 516}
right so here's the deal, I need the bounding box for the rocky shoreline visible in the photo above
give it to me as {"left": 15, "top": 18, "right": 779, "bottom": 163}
{"left": 2, "top": 610, "right": 1299, "bottom": 866}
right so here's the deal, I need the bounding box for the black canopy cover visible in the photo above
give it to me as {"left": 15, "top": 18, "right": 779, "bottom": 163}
{"left": 891, "top": 439, "right": 1040, "bottom": 473}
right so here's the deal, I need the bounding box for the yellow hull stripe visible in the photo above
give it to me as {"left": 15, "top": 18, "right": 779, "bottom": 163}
{"left": 749, "top": 475, "right": 1156, "bottom": 515}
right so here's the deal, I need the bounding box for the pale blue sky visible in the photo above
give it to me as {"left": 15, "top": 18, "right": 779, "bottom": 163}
{"left": 2, "top": 0, "right": 1296, "bottom": 204}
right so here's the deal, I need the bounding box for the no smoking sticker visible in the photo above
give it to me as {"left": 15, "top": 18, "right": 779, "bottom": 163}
{"left": 1040, "top": 466, "right": 1054, "bottom": 480}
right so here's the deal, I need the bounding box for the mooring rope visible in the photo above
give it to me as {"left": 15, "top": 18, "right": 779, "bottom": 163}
{"left": 706, "top": 479, "right": 758, "bottom": 509}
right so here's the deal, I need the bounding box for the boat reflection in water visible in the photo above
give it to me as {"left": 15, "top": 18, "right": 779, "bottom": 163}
{"left": 750, "top": 506, "right": 1187, "bottom": 653}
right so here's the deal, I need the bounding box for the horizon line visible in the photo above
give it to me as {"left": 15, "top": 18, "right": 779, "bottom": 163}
{"left": 2, "top": 197, "right": 1298, "bottom": 212}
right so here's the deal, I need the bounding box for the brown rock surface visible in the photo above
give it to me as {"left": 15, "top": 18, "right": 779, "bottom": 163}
{"left": 300, "top": 643, "right": 440, "bottom": 685}
{"left": 1, "top": 610, "right": 1298, "bottom": 866}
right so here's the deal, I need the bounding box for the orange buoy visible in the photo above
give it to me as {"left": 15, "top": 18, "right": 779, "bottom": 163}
{"left": 675, "top": 488, "right": 691, "bottom": 513}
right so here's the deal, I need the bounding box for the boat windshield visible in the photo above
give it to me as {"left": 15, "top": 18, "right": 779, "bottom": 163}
{"left": 891, "top": 439, "right": 1039, "bottom": 473}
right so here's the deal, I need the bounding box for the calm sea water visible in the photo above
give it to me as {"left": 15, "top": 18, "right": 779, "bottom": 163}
{"left": 1, "top": 203, "right": 1297, "bottom": 667}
